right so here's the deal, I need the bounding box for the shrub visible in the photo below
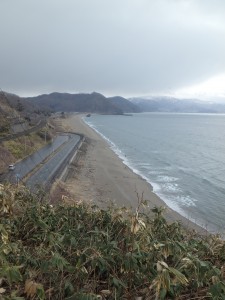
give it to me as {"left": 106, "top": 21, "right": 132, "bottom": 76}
{"left": 0, "top": 184, "right": 225, "bottom": 299}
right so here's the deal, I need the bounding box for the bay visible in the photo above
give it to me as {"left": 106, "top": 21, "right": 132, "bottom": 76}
{"left": 85, "top": 113, "right": 225, "bottom": 234}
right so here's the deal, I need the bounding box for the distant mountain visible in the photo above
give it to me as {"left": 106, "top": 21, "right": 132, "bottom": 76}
{"left": 25, "top": 92, "right": 118, "bottom": 114}
{"left": 130, "top": 96, "right": 225, "bottom": 113}
{"left": 108, "top": 96, "right": 140, "bottom": 113}
{"left": 25, "top": 92, "right": 138, "bottom": 114}
{"left": 4, "top": 91, "right": 225, "bottom": 117}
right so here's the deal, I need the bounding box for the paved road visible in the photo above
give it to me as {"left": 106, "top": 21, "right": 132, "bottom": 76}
{"left": 26, "top": 134, "right": 80, "bottom": 191}
{"left": 2, "top": 134, "right": 69, "bottom": 184}
{"left": 1, "top": 133, "right": 81, "bottom": 191}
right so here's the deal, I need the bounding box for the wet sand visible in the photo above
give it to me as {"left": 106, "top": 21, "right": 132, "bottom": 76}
{"left": 64, "top": 113, "right": 207, "bottom": 234}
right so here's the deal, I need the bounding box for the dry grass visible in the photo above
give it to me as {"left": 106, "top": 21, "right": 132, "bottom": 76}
{"left": 1, "top": 184, "right": 225, "bottom": 299}
{"left": 0, "top": 127, "right": 55, "bottom": 173}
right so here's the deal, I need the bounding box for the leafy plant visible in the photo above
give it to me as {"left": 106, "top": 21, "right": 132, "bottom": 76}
{"left": 0, "top": 184, "right": 225, "bottom": 299}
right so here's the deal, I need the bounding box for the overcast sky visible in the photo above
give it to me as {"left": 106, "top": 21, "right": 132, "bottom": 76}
{"left": 0, "top": 0, "right": 225, "bottom": 99}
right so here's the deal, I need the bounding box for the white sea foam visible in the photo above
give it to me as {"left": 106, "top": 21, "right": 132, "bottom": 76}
{"left": 157, "top": 175, "right": 178, "bottom": 183}
{"left": 85, "top": 119, "right": 193, "bottom": 207}
{"left": 150, "top": 181, "right": 162, "bottom": 192}
{"left": 83, "top": 115, "right": 224, "bottom": 234}
{"left": 84, "top": 118, "right": 157, "bottom": 189}
{"left": 176, "top": 195, "right": 197, "bottom": 207}
{"left": 84, "top": 117, "right": 183, "bottom": 209}
{"left": 84, "top": 118, "right": 128, "bottom": 164}
{"left": 162, "top": 183, "right": 180, "bottom": 193}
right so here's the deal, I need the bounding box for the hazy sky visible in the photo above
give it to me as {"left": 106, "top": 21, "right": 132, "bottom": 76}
{"left": 0, "top": 0, "right": 225, "bottom": 98}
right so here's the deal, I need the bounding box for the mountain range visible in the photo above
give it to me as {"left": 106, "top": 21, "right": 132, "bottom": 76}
{"left": 24, "top": 92, "right": 140, "bottom": 114}
{"left": 24, "top": 92, "right": 225, "bottom": 114}
{"left": 130, "top": 96, "right": 225, "bottom": 113}
{"left": 2, "top": 91, "right": 225, "bottom": 116}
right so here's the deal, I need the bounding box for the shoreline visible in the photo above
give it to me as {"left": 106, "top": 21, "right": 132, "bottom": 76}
{"left": 64, "top": 113, "right": 207, "bottom": 235}
{"left": 85, "top": 117, "right": 214, "bottom": 233}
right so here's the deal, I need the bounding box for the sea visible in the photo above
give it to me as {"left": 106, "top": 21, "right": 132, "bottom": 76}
{"left": 84, "top": 113, "right": 225, "bottom": 234}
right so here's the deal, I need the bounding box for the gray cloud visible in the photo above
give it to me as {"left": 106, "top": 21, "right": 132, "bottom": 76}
{"left": 0, "top": 0, "right": 225, "bottom": 97}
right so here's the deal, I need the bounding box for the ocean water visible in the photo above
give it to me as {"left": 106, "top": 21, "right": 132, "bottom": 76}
{"left": 84, "top": 113, "right": 225, "bottom": 234}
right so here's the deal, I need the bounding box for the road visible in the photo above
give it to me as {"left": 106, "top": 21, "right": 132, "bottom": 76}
{"left": 26, "top": 134, "right": 80, "bottom": 191}
{"left": 1, "top": 133, "right": 81, "bottom": 191}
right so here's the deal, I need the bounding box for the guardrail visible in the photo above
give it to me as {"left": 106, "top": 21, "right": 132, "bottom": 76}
{"left": 46, "top": 134, "right": 84, "bottom": 188}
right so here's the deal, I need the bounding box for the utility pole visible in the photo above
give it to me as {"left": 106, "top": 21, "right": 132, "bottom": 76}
{"left": 15, "top": 173, "right": 20, "bottom": 186}
{"left": 24, "top": 136, "right": 26, "bottom": 154}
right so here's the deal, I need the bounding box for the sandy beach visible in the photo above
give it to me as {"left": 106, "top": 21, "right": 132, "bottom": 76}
{"left": 63, "top": 113, "right": 206, "bottom": 234}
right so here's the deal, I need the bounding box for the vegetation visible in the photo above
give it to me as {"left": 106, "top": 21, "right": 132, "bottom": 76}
{"left": 37, "top": 128, "right": 52, "bottom": 142}
{"left": 3, "top": 131, "right": 50, "bottom": 160}
{"left": 0, "top": 100, "right": 12, "bottom": 137}
{"left": 1, "top": 184, "right": 225, "bottom": 299}
{"left": 0, "top": 124, "right": 10, "bottom": 137}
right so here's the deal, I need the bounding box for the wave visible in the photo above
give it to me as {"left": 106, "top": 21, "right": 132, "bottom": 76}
{"left": 162, "top": 183, "right": 181, "bottom": 193}
{"left": 84, "top": 117, "right": 190, "bottom": 213}
{"left": 157, "top": 175, "right": 179, "bottom": 183}
{"left": 83, "top": 114, "right": 225, "bottom": 235}
{"left": 84, "top": 117, "right": 224, "bottom": 234}
{"left": 84, "top": 118, "right": 159, "bottom": 188}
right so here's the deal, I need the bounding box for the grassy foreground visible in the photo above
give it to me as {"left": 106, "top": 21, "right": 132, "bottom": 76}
{"left": 1, "top": 184, "right": 225, "bottom": 299}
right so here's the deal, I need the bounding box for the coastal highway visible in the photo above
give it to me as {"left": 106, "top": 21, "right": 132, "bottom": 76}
{"left": 26, "top": 134, "right": 80, "bottom": 191}
{"left": 1, "top": 133, "right": 81, "bottom": 191}
{"left": 1, "top": 134, "right": 69, "bottom": 183}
